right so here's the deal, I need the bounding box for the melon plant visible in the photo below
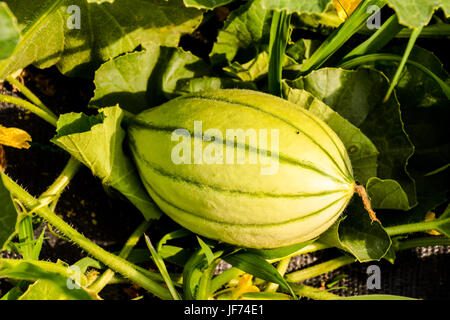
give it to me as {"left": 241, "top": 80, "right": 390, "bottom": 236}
{"left": 128, "top": 89, "right": 357, "bottom": 248}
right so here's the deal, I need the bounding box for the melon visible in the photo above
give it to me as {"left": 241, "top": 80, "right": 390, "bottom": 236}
{"left": 127, "top": 89, "right": 356, "bottom": 248}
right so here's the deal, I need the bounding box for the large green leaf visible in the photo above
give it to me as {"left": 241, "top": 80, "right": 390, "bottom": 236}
{"left": 366, "top": 177, "right": 410, "bottom": 210}
{"left": 0, "top": 172, "right": 18, "bottom": 249}
{"left": 283, "top": 85, "right": 379, "bottom": 185}
{"left": 369, "top": 47, "right": 449, "bottom": 176}
{"left": 0, "top": 2, "right": 20, "bottom": 60}
{"left": 210, "top": 0, "right": 270, "bottom": 65}
{"left": 0, "top": 259, "right": 96, "bottom": 300}
{"left": 18, "top": 279, "right": 96, "bottom": 300}
{"left": 385, "top": 0, "right": 450, "bottom": 28}
{"left": 260, "top": 0, "right": 334, "bottom": 14}
{"left": 319, "top": 201, "right": 392, "bottom": 262}
{"left": 287, "top": 67, "right": 416, "bottom": 209}
{"left": 90, "top": 45, "right": 257, "bottom": 113}
{"left": 0, "top": 0, "right": 203, "bottom": 79}
{"left": 51, "top": 106, "right": 161, "bottom": 220}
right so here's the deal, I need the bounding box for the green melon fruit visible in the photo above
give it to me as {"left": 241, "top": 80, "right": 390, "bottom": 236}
{"left": 128, "top": 89, "right": 356, "bottom": 249}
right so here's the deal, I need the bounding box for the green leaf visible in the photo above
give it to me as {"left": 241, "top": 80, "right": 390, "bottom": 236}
{"left": 0, "top": 2, "right": 20, "bottom": 60}
{"left": 197, "top": 236, "right": 215, "bottom": 265}
{"left": 210, "top": 0, "right": 270, "bottom": 65}
{"left": 0, "top": 0, "right": 203, "bottom": 79}
{"left": 157, "top": 228, "right": 192, "bottom": 252}
{"left": 288, "top": 67, "right": 416, "bottom": 208}
{"left": 319, "top": 202, "right": 392, "bottom": 262}
{"left": 51, "top": 106, "right": 162, "bottom": 220}
{"left": 247, "top": 239, "right": 315, "bottom": 261}
{"left": 18, "top": 278, "right": 96, "bottom": 300}
{"left": 73, "top": 257, "right": 102, "bottom": 274}
{"left": 0, "top": 259, "right": 92, "bottom": 298}
{"left": 338, "top": 202, "right": 392, "bottom": 262}
{"left": 366, "top": 177, "right": 410, "bottom": 210}
{"left": 158, "top": 245, "right": 193, "bottom": 266}
{"left": 183, "top": 0, "right": 234, "bottom": 9}
{"left": 260, "top": 0, "right": 334, "bottom": 14}
{"left": 30, "top": 226, "right": 46, "bottom": 260}
{"left": 1, "top": 286, "right": 23, "bottom": 300}
{"left": 0, "top": 259, "right": 97, "bottom": 300}
{"left": 0, "top": 172, "right": 18, "bottom": 249}
{"left": 385, "top": 0, "right": 450, "bottom": 28}
{"left": 223, "top": 252, "right": 296, "bottom": 298}
{"left": 90, "top": 45, "right": 212, "bottom": 113}
{"left": 182, "top": 249, "right": 209, "bottom": 299}
{"left": 283, "top": 85, "right": 379, "bottom": 185}
{"left": 145, "top": 234, "right": 181, "bottom": 300}
{"left": 368, "top": 47, "right": 449, "bottom": 176}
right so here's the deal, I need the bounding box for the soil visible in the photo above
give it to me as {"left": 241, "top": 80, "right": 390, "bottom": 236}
{"left": 0, "top": 7, "right": 449, "bottom": 300}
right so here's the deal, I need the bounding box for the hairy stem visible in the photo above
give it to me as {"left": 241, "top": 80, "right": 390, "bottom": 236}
{"left": 38, "top": 156, "right": 81, "bottom": 206}
{"left": 89, "top": 220, "right": 152, "bottom": 294}
{"left": 1, "top": 173, "right": 172, "bottom": 300}
{"left": 291, "top": 283, "right": 341, "bottom": 300}
{"left": 5, "top": 75, "right": 57, "bottom": 118}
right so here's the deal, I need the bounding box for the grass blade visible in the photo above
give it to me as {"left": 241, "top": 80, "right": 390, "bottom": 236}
{"left": 144, "top": 234, "right": 181, "bottom": 300}
{"left": 223, "top": 251, "right": 297, "bottom": 299}
{"left": 383, "top": 26, "right": 423, "bottom": 102}
{"left": 268, "top": 10, "right": 291, "bottom": 96}
{"left": 343, "top": 14, "right": 403, "bottom": 61}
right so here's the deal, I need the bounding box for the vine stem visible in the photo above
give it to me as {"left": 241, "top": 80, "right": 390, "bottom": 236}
{"left": 5, "top": 75, "right": 57, "bottom": 119}
{"left": 0, "top": 94, "right": 57, "bottom": 127}
{"left": 1, "top": 172, "right": 172, "bottom": 300}
{"left": 89, "top": 220, "right": 152, "bottom": 294}
{"left": 396, "top": 236, "right": 450, "bottom": 251}
{"left": 38, "top": 156, "right": 81, "bottom": 206}
{"left": 285, "top": 255, "right": 355, "bottom": 283}
{"left": 385, "top": 220, "right": 443, "bottom": 237}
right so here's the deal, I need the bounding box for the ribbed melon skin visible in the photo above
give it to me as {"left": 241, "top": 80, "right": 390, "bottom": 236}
{"left": 128, "top": 89, "right": 355, "bottom": 249}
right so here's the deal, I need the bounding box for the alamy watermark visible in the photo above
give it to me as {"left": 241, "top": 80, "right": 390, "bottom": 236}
{"left": 366, "top": 5, "right": 381, "bottom": 30}
{"left": 366, "top": 265, "right": 381, "bottom": 290}
{"left": 171, "top": 121, "right": 280, "bottom": 175}
{"left": 67, "top": 5, "right": 81, "bottom": 30}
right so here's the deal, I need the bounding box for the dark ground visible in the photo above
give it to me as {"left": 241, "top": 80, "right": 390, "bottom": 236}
{"left": 0, "top": 7, "right": 449, "bottom": 300}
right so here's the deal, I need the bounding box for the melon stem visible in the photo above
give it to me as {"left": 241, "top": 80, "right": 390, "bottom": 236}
{"left": 354, "top": 185, "right": 380, "bottom": 223}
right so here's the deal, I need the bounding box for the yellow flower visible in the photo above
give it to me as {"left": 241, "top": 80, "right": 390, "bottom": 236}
{"left": 230, "top": 274, "right": 259, "bottom": 300}
{"left": 333, "top": 0, "right": 363, "bottom": 21}
{"left": 0, "top": 125, "right": 32, "bottom": 149}
{"left": 0, "top": 125, "right": 32, "bottom": 171}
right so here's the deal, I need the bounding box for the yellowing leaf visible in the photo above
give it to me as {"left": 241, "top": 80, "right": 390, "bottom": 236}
{"left": 333, "top": 0, "right": 363, "bottom": 21}
{"left": 230, "top": 274, "right": 260, "bottom": 300}
{"left": 0, "top": 125, "right": 31, "bottom": 149}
